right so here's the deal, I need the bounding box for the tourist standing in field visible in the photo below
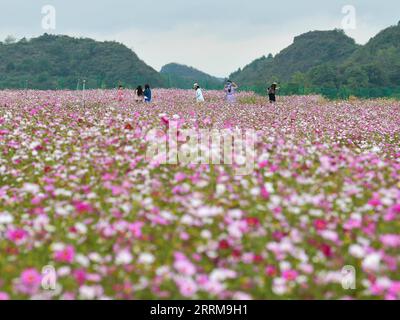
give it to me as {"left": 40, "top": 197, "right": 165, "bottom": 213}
{"left": 194, "top": 83, "right": 205, "bottom": 102}
{"left": 268, "top": 82, "right": 279, "bottom": 103}
{"left": 225, "top": 80, "right": 238, "bottom": 103}
{"left": 144, "top": 84, "right": 152, "bottom": 103}
{"left": 117, "top": 85, "right": 124, "bottom": 102}
{"left": 134, "top": 85, "right": 144, "bottom": 102}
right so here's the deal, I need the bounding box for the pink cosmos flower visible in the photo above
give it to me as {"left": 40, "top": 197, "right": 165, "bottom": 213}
{"left": 174, "top": 260, "right": 196, "bottom": 277}
{"left": 270, "top": 164, "right": 279, "bottom": 173}
{"left": 173, "top": 252, "right": 196, "bottom": 276}
{"left": 180, "top": 232, "right": 190, "bottom": 240}
{"left": 260, "top": 186, "right": 270, "bottom": 199}
{"left": 380, "top": 234, "right": 400, "bottom": 248}
{"left": 391, "top": 204, "right": 400, "bottom": 214}
{"left": 110, "top": 185, "right": 126, "bottom": 196}
{"left": 383, "top": 255, "right": 397, "bottom": 271}
{"left": 174, "top": 172, "right": 186, "bottom": 182}
{"left": 370, "top": 283, "right": 385, "bottom": 296}
{"left": 128, "top": 221, "right": 144, "bottom": 238}
{"left": 74, "top": 201, "right": 94, "bottom": 214}
{"left": 44, "top": 184, "right": 55, "bottom": 193}
{"left": 0, "top": 292, "right": 10, "bottom": 300}
{"left": 73, "top": 269, "right": 87, "bottom": 285}
{"left": 54, "top": 245, "right": 75, "bottom": 264}
{"left": 282, "top": 270, "right": 299, "bottom": 281}
{"left": 265, "top": 266, "right": 278, "bottom": 277}
{"left": 258, "top": 160, "right": 268, "bottom": 169}
{"left": 368, "top": 193, "right": 382, "bottom": 207}
{"left": 203, "top": 117, "right": 212, "bottom": 125}
{"left": 102, "top": 172, "right": 116, "bottom": 181}
{"left": 320, "top": 155, "right": 333, "bottom": 172}
{"left": 6, "top": 228, "right": 28, "bottom": 243}
{"left": 18, "top": 268, "right": 42, "bottom": 294}
{"left": 177, "top": 278, "right": 198, "bottom": 297}
{"left": 343, "top": 218, "right": 362, "bottom": 230}
{"left": 31, "top": 196, "right": 44, "bottom": 205}
{"left": 314, "top": 219, "right": 327, "bottom": 231}
{"left": 29, "top": 108, "right": 39, "bottom": 116}
{"left": 385, "top": 204, "right": 400, "bottom": 221}
{"left": 389, "top": 282, "right": 400, "bottom": 296}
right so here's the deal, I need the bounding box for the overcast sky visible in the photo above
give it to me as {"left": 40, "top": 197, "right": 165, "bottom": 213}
{"left": 0, "top": 0, "right": 399, "bottom": 77}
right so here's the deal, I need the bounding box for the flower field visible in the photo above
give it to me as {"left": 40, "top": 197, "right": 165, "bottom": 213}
{"left": 0, "top": 89, "right": 399, "bottom": 300}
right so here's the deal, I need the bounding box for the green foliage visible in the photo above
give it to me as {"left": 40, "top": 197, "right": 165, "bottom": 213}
{"left": 231, "top": 24, "right": 400, "bottom": 98}
{"left": 0, "top": 34, "right": 166, "bottom": 89}
{"left": 231, "top": 30, "right": 359, "bottom": 87}
{"left": 160, "top": 63, "right": 223, "bottom": 90}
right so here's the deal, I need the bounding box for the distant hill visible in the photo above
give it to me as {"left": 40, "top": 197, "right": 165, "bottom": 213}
{"left": 161, "top": 63, "right": 223, "bottom": 89}
{"left": 0, "top": 34, "right": 165, "bottom": 90}
{"left": 231, "top": 23, "right": 400, "bottom": 94}
{"left": 1, "top": 23, "right": 400, "bottom": 94}
{"left": 230, "top": 29, "right": 360, "bottom": 88}
{"left": 329, "top": 23, "right": 400, "bottom": 88}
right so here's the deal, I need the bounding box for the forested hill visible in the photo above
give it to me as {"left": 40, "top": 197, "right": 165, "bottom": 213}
{"left": 230, "top": 29, "right": 360, "bottom": 88}
{"left": 230, "top": 23, "right": 400, "bottom": 91}
{"left": 160, "top": 63, "right": 224, "bottom": 90}
{"left": 0, "top": 34, "right": 165, "bottom": 90}
{"left": 2, "top": 23, "right": 400, "bottom": 93}
{"left": 331, "top": 23, "right": 400, "bottom": 88}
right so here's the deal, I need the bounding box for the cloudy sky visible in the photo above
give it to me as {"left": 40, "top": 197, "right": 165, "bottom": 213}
{"left": 0, "top": 0, "right": 399, "bottom": 77}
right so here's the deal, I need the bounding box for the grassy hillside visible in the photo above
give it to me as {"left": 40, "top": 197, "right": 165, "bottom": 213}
{"left": 230, "top": 24, "right": 400, "bottom": 98}
{"left": 161, "top": 63, "right": 223, "bottom": 90}
{"left": 0, "top": 34, "right": 165, "bottom": 90}
{"left": 231, "top": 30, "right": 359, "bottom": 88}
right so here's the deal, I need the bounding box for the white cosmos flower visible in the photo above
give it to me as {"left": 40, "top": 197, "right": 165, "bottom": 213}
{"left": 272, "top": 277, "right": 288, "bottom": 295}
{"left": 216, "top": 184, "right": 226, "bottom": 195}
{"left": 57, "top": 266, "right": 71, "bottom": 277}
{"left": 75, "top": 254, "right": 90, "bottom": 267}
{"left": 0, "top": 212, "right": 13, "bottom": 224}
{"left": 210, "top": 269, "right": 237, "bottom": 282}
{"left": 200, "top": 230, "right": 212, "bottom": 239}
{"left": 22, "top": 183, "right": 40, "bottom": 194}
{"left": 196, "top": 206, "right": 223, "bottom": 218}
{"left": 51, "top": 243, "right": 66, "bottom": 251}
{"left": 55, "top": 206, "right": 70, "bottom": 217}
{"left": 138, "top": 253, "right": 155, "bottom": 265}
{"left": 75, "top": 223, "right": 87, "bottom": 234}
{"left": 228, "top": 209, "right": 243, "bottom": 219}
{"left": 362, "top": 253, "right": 381, "bottom": 272}
{"left": 320, "top": 230, "right": 339, "bottom": 242}
{"left": 79, "top": 285, "right": 97, "bottom": 300}
{"left": 88, "top": 252, "right": 102, "bottom": 263}
{"left": 115, "top": 250, "right": 133, "bottom": 265}
{"left": 349, "top": 244, "right": 365, "bottom": 258}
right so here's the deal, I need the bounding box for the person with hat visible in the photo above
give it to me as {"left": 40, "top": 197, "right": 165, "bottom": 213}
{"left": 268, "top": 82, "right": 279, "bottom": 103}
{"left": 194, "top": 83, "right": 205, "bottom": 103}
{"left": 224, "top": 80, "right": 238, "bottom": 103}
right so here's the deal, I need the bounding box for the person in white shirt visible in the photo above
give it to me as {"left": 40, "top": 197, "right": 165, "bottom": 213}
{"left": 194, "top": 83, "right": 205, "bottom": 102}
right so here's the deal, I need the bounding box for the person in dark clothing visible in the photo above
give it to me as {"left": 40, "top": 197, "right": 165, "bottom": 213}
{"left": 268, "top": 82, "right": 278, "bottom": 103}
{"left": 144, "top": 84, "right": 152, "bottom": 103}
{"left": 135, "top": 86, "right": 144, "bottom": 102}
